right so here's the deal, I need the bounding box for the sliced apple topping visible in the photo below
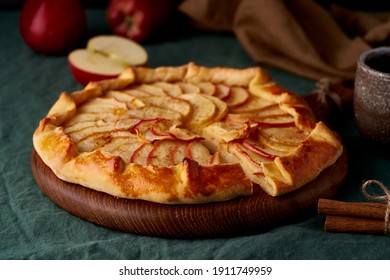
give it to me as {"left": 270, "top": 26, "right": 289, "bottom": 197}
{"left": 152, "top": 82, "right": 182, "bottom": 97}
{"left": 124, "top": 106, "right": 183, "bottom": 121}
{"left": 132, "top": 84, "right": 167, "bottom": 96}
{"left": 146, "top": 140, "right": 175, "bottom": 166}
{"left": 168, "top": 126, "right": 204, "bottom": 141}
{"left": 185, "top": 141, "right": 213, "bottom": 165}
{"left": 179, "top": 93, "right": 217, "bottom": 127}
{"left": 175, "top": 82, "right": 201, "bottom": 94}
{"left": 225, "top": 143, "right": 264, "bottom": 174}
{"left": 249, "top": 120, "right": 296, "bottom": 129}
{"left": 197, "top": 82, "right": 216, "bottom": 95}
{"left": 130, "top": 143, "right": 155, "bottom": 165}
{"left": 201, "top": 121, "right": 250, "bottom": 143}
{"left": 224, "top": 87, "right": 250, "bottom": 107}
{"left": 214, "top": 84, "right": 231, "bottom": 100}
{"left": 258, "top": 126, "right": 309, "bottom": 146}
{"left": 229, "top": 95, "right": 274, "bottom": 114}
{"left": 77, "top": 97, "right": 128, "bottom": 114}
{"left": 171, "top": 142, "right": 188, "bottom": 165}
{"left": 135, "top": 95, "right": 192, "bottom": 119}
{"left": 242, "top": 139, "right": 277, "bottom": 160}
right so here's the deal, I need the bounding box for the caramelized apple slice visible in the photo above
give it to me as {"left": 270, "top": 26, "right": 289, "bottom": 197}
{"left": 64, "top": 112, "right": 118, "bottom": 127}
{"left": 147, "top": 140, "right": 178, "bottom": 166}
{"left": 242, "top": 139, "right": 277, "bottom": 160}
{"left": 185, "top": 141, "right": 213, "bottom": 165}
{"left": 197, "top": 82, "right": 216, "bottom": 95}
{"left": 171, "top": 142, "right": 188, "bottom": 165}
{"left": 169, "top": 126, "right": 203, "bottom": 141}
{"left": 130, "top": 143, "right": 154, "bottom": 165}
{"left": 132, "top": 84, "right": 167, "bottom": 96}
{"left": 226, "top": 142, "right": 264, "bottom": 174}
{"left": 257, "top": 133, "right": 295, "bottom": 153}
{"left": 175, "top": 82, "right": 201, "bottom": 94}
{"left": 202, "top": 94, "right": 228, "bottom": 123}
{"left": 136, "top": 95, "right": 192, "bottom": 119}
{"left": 214, "top": 84, "right": 231, "bottom": 100}
{"left": 77, "top": 97, "right": 128, "bottom": 114}
{"left": 105, "top": 90, "right": 144, "bottom": 108}
{"left": 229, "top": 95, "right": 273, "bottom": 114}
{"left": 124, "top": 106, "right": 183, "bottom": 121}
{"left": 259, "top": 126, "right": 308, "bottom": 146}
{"left": 201, "top": 121, "right": 250, "bottom": 143}
{"left": 152, "top": 82, "right": 182, "bottom": 97}
{"left": 224, "top": 87, "right": 250, "bottom": 107}
{"left": 180, "top": 93, "right": 216, "bottom": 127}
{"left": 76, "top": 131, "right": 135, "bottom": 152}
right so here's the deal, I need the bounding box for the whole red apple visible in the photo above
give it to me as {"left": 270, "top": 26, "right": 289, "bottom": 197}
{"left": 20, "top": 0, "right": 87, "bottom": 55}
{"left": 106, "top": 0, "right": 175, "bottom": 43}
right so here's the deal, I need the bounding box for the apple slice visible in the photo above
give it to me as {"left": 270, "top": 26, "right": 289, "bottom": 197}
{"left": 171, "top": 142, "right": 188, "bottom": 165}
{"left": 136, "top": 95, "right": 192, "bottom": 119}
{"left": 242, "top": 140, "right": 277, "bottom": 160}
{"left": 152, "top": 82, "right": 182, "bottom": 97}
{"left": 175, "top": 82, "right": 201, "bottom": 94}
{"left": 229, "top": 95, "right": 273, "bottom": 114}
{"left": 224, "top": 87, "right": 250, "bottom": 107}
{"left": 130, "top": 143, "right": 154, "bottom": 165}
{"left": 87, "top": 35, "right": 148, "bottom": 66}
{"left": 68, "top": 35, "right": 148, "bottom": 85}
{"left": 201, "top": 121, "right": 250, "bottom": 143}
{"left": 147, "top": 140, "right": 179, "bottom": 166}
{"left": 202, "top": 94, "right": 228, "bottom": 123}
{"left": 210, "top": 151, "right": 221, "bottom": 165}
{"left": 180, "top": 93, "right": 216, "bottom": 127}
{"left": 228, "top": 143, "right": 264, "bottom": 174}
{"left": 185, "top": 141, "right": 213, "bottom": 165}
{"left": 197, "top": 82, "right": 216, "bottom": 95}
{"left": 215, "top": 84, "right": 231, "bottom": 100}
{"left": 132, "top": 84, "right": 167, "bottom": 96}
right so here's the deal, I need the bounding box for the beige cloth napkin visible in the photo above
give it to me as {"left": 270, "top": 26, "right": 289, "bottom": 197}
{"left": 179, "top": 0, "right": 390, "bottom": 81}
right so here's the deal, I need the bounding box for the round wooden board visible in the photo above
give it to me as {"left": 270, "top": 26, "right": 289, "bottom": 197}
{"left": 31, "top": 149, "right": 348, "bottom": 238}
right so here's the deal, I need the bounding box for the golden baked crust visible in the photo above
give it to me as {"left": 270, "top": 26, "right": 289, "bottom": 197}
{"left": 33, "top": 62, "right": 343, "bottom": 204}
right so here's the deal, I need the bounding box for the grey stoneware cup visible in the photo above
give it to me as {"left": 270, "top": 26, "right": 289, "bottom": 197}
{"left": 354, "top": 47, "right": 390, "bottom": 150}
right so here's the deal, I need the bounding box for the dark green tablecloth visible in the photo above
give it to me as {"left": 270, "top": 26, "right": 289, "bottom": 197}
{"left": 1, "top": 10, "right": 389, "bottom": 260}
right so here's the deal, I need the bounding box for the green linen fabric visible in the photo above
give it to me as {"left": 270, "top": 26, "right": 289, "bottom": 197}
{"left": 1, "top": 10, "right": 389, "bottom": 260}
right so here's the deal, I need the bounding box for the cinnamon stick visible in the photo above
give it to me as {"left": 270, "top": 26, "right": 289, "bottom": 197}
{"left": 318, "top": 198, "right": 387, "bottom": 235}
{"left": 318, "top": 198, "right": 387, "bottom": 220}
{"left": 325, "top": 216, "right": 384, "bottom": 234}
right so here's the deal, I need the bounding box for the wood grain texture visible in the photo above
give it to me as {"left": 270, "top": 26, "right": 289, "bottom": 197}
{"left": 31, "top": 149, "right": 348, "bottom": 238}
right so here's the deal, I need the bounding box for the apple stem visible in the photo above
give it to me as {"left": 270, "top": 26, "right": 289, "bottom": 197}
{"left": 124, "top": 15, "right": 134, "bottom": 29}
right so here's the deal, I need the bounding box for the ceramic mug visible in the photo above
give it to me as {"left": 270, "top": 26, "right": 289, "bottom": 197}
{"left": 354, "top": 47, "right": 390, "bottom": 147}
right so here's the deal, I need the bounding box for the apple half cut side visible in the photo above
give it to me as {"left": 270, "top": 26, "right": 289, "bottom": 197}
{"left": 68, "top": 35, "right": 148, "bottom": 85}
{"left": 68, "top": 49, "right": 127, "bottom": 86}
{"left": 87, "top": 35, "right": 148, "bottom": 66}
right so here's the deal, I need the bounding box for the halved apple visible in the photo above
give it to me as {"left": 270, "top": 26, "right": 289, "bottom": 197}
{"left": 68, "top": 35, "right": 148, "bottom": 85}
{"left": 87, "top": 35, "right": 148, "bottom": 66}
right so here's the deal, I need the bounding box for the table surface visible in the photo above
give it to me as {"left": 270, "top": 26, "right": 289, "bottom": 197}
{"left": 1, "top": 9, "right": 389, "bottom": 260}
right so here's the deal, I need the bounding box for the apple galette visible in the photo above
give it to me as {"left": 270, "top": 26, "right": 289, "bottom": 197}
{"left": 33, "top": 63, "right": 343, "bottom": 204}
